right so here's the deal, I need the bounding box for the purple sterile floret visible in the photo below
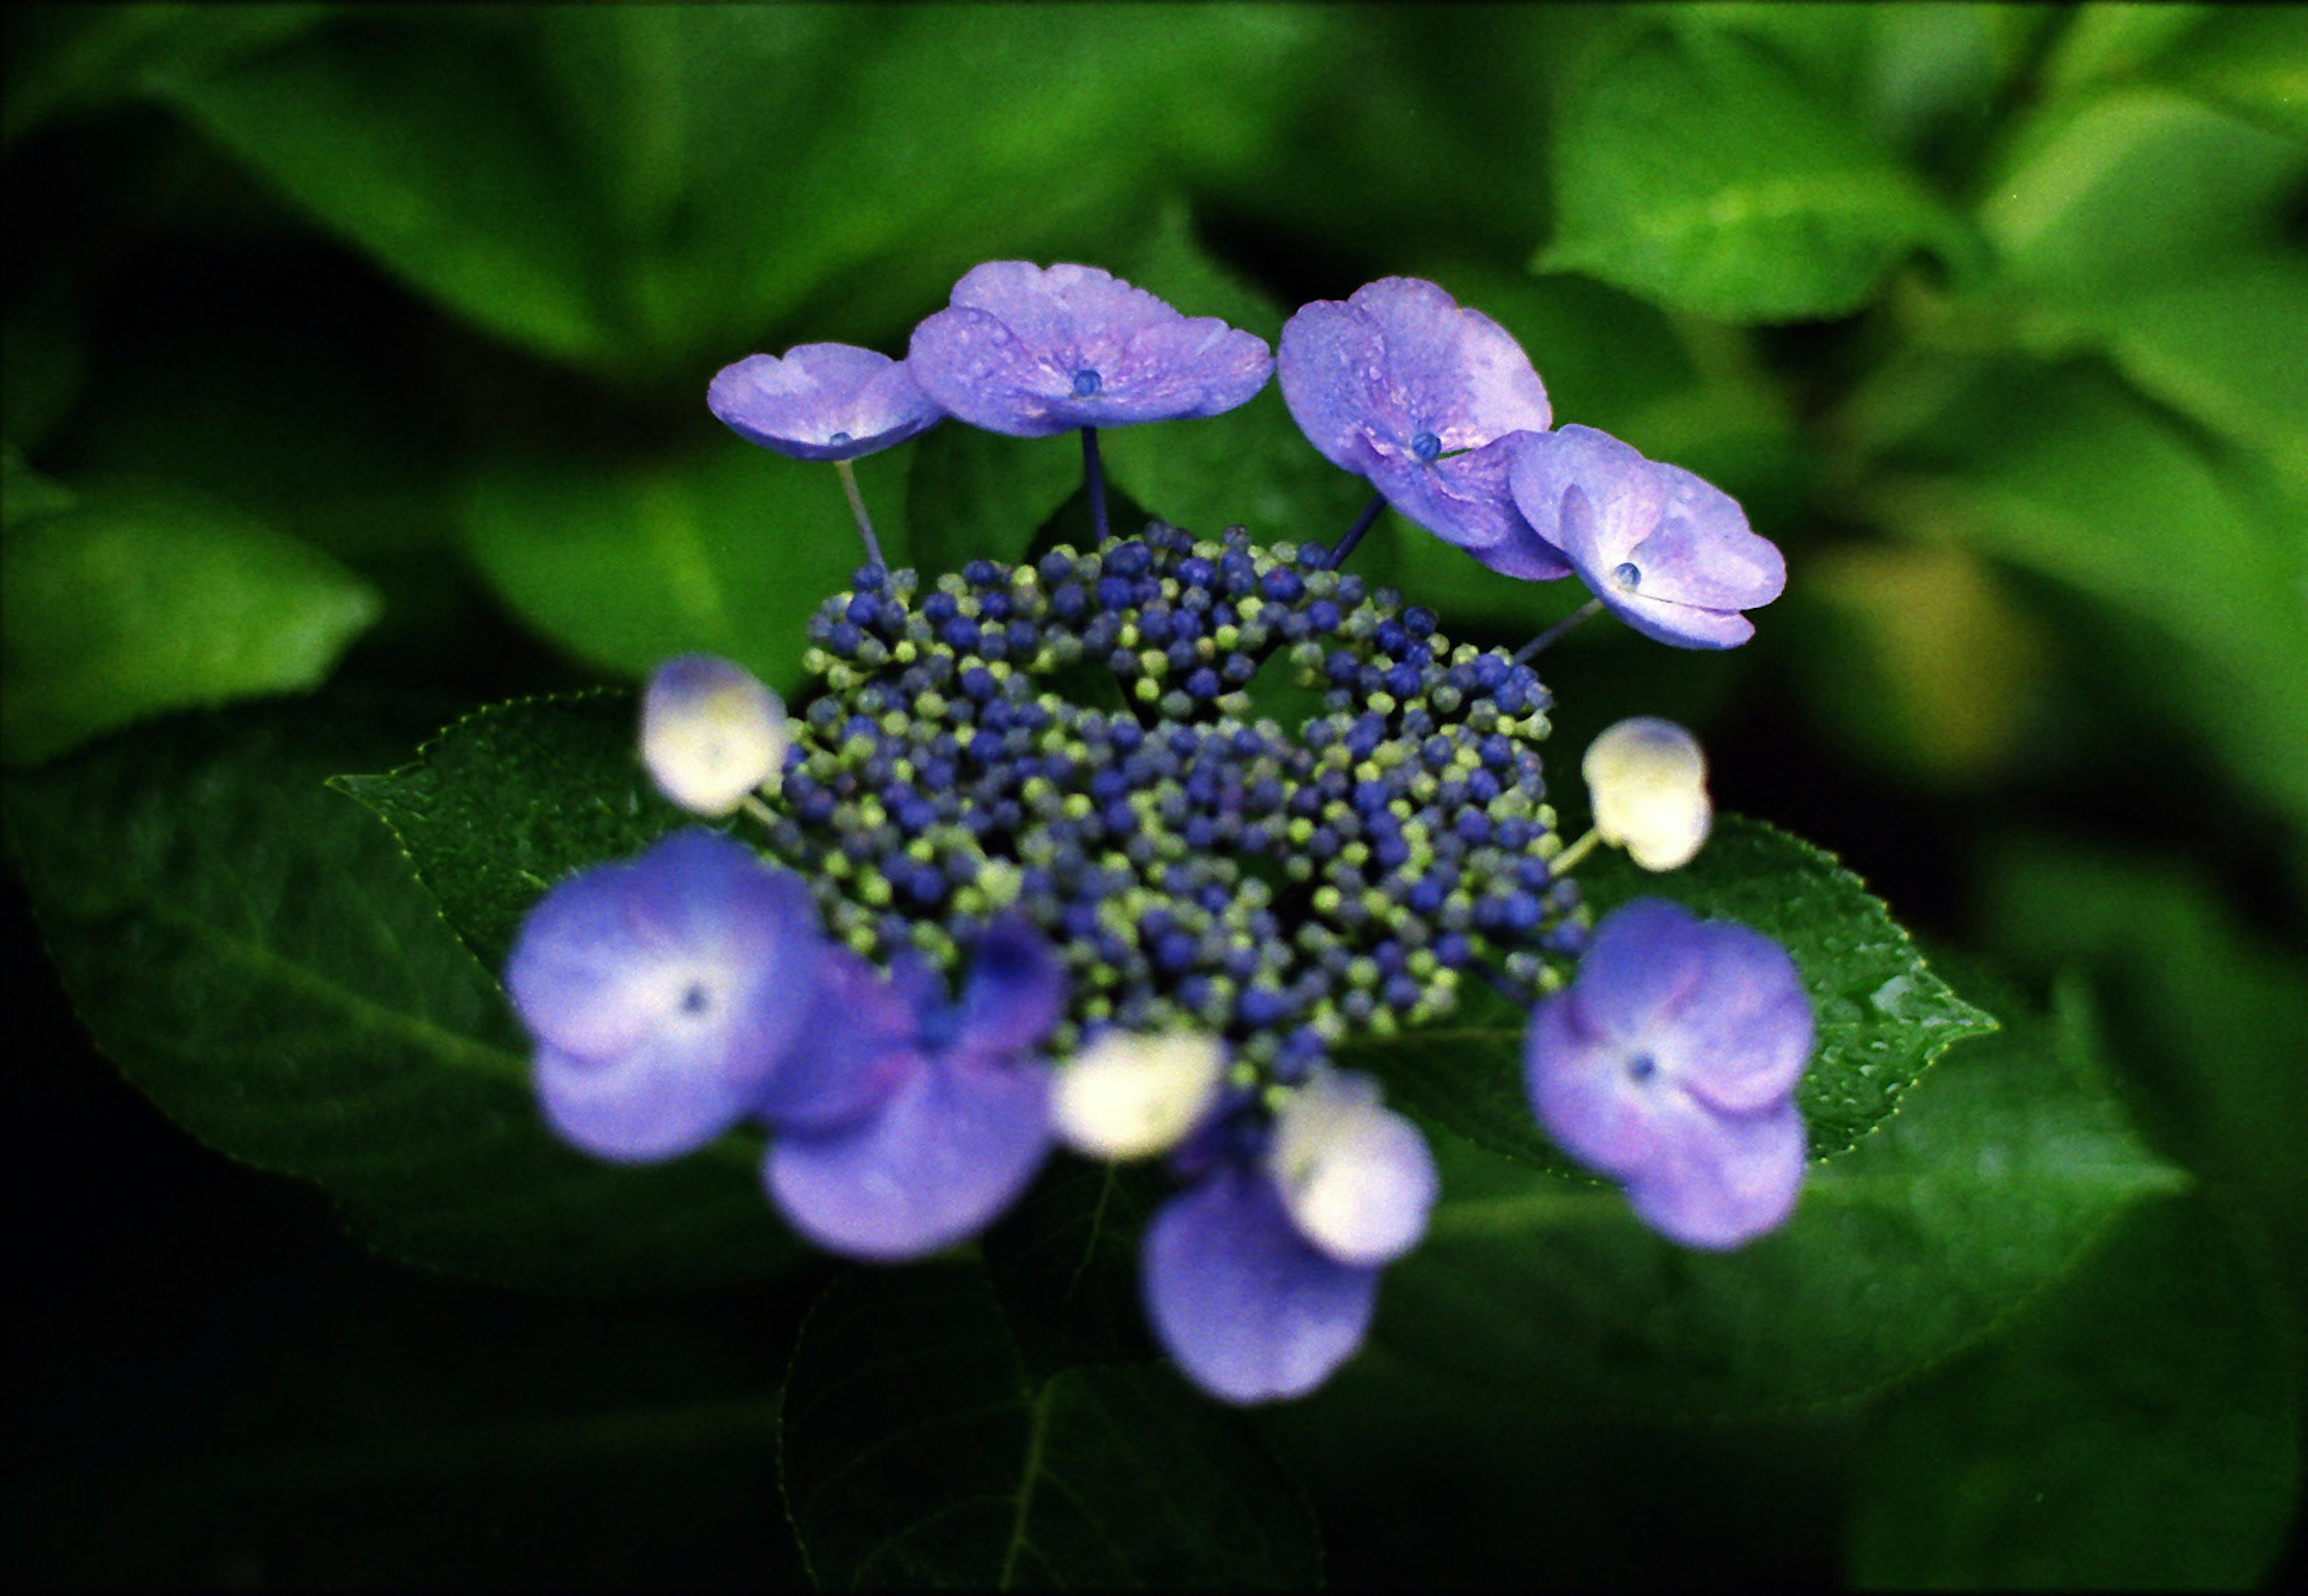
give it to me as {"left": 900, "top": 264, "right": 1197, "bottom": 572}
{"left": 1507, "top": 425, "right": 1785, "bottom": 648}
{"left": 1277, "top": 277, "right": 1561, "bottom": 567}
{"left": 763, "top": 918, "right": 1063, "bottom": 1261}
{"left": 1141, "top": 1070, "right": 1435, "bottom": 1403}
{"left": 906, "top": 262, "right": 1273, "bottom": 437}
{"left": 506, "top": 829, "right": 827, "bottom": 1162}
{"left": 708, "top": 343, "right": 945, "bottom": 461}
{"left": 1143, "top": 1163, "right": 1380, "bottom": 1406}
{"left": 1524, "top": 897, "right": 1813, "bottom": 1249}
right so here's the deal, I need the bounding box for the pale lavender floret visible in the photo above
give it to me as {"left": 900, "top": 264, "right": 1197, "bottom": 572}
{"left": 906, "top": 261, "right": 1274, "bottom": 438}
{"left": 505, "top": 829, "right": 826, "bottom": 1163}
{"left": 1507, "top": 425, "right": 1786, "bottom": 648}
{"left": 763, "top": 919, "right": 1064, "bottom": 1261}
{"left": 1141, "top": 1070, "right": 1435, "bottom": 1403}
{"left": 1277, "top": 277, "right": 1562, "bottom": 568}
{"left": 1524, "top": 897, "right": 1813, "bottom": 1250}
{"left": 707, "top": 343, "right": 946, "bottom": 461}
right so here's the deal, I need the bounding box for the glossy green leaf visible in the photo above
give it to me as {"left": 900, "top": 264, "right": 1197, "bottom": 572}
{"left": 2, "top": 701, "right": 798, "bottom": 1289}
{"left": 1342, "top": 979, "right": 2181, "bottom": 1421}
{"left": 1847, "top": 1190, "right": 2301, "bottom": 1588}
{"left": 331, "top": 692, "right": 689, "bottom": 976}
{"left": 1, "top": 482, "right": 380, "bottom": 766}
{"left": 779, "top": 1259, "right": 1322, "bottom": 1589}
{"left": 2, "top": 1, "right": 328, "bottom": 149}
{"left": 462, "top": 443, "right": 880, "bottom": 695}
{"left": 1350, "top": 816, "right": 1995, "bottom": 1170}
{"left": 1542, "top": 27, "right": 1967, "bottom": 321}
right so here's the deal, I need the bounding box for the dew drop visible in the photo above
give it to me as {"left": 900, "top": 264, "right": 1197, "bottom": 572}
{"left": 1410, "top": 430, "right": 1442, "bottom": 463}
{"left": 1072, "top": 368, "right": 1102, "bottom": 397}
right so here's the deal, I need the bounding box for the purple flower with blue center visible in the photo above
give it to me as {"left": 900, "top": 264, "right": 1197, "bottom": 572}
{"left": 763, "top": 916, "right": 1066, "bottom": 1262}
{"left": 1277, "top": 276, "right": 1556, "bottom": 571}
{"left": 505, "top": 829, "right": 828, "bottom": 1163}
{"left": 1506, "top": 425, "right": 1786, "bottom": 650}
{"left": 708, "top": 343, "right": 946, "bottom": 568}
{"left": 1143, "top": 1070, "right": 1438, "bottom": 1404}
{"left": 906, "top": 262, "right": 1274, "bottom": 438}
{"left": 1524, "top": 897, "right": 1813, "bottom": 1249}
{"left": 707, "top": 343, "right": 945, "bottom": 463}
{"left": 907, "top": 261, "right": 1273, "bottom": 540}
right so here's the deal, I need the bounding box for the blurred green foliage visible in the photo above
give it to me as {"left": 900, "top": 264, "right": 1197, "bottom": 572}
{"left": 5, "top": 2, "right": 2303, "bottom": 1587}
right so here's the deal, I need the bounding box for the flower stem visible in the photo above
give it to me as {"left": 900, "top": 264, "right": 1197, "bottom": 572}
{"left": 1513, "top": 597, "right": 1605, "bottom": 662}
{"left": 1325, "top": 492, "right": 1388, "bottom": 570}
{"left": 740, "top": 793, "right": 778, "bottom": 830}
{"left": 1082, "top": 426, "right": 1109, "bottom": 541}
{"left": 834, "top": 458, "right": 885, "bottom": 569}
{"left": 1551, "top": 827, "right": 1604, "bottom": 877}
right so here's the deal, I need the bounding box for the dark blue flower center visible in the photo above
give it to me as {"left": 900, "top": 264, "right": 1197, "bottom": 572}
{"left": 681, "top": 982, "right": 713, "bottom": 1016}
{"left": 1625, "top": 1052, "right": 1657, "bottom": 1083}
{"left": 828, "top": 430, "right": 852, "bottom": 446}
{"left": 1613, "top": 561, "right": 1641, "bottom": 588}
{"left": 1072, "top": 368, "right": 1102, "bottom": 397}
{"left": 1409, "top": 430, "right": 1442, "bottom": 463}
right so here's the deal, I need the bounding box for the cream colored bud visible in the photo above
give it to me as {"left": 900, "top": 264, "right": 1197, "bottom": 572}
{"left": 1052, "top": 1031, "right": 1226, "bottom": 1160}
{"left": 641, "top": 655, "right": 789, "bottom": 817}
{"left": 1583, "top": 716, "right": 1711, "bottom": 871}
{"left": 1267, "top": 1071, "right": 1436, "bottom": 1267}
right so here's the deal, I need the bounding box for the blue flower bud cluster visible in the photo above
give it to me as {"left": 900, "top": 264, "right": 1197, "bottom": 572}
{"left": 756, "top": 520, "right": 1586, "bottom": 1083}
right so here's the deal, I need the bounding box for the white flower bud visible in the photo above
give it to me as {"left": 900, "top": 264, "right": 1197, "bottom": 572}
{"left": 1051, "top": 1030, "right": 1226, "bottom": 1160}
{"left": 1267, "top": 1071, "right": 1436, "bottom": 1267}
{"left": 641, "top": 655, "right": 789, "bottom": 817}
{"left": 1583, "top": 716, "right": 1711, "bottom": 872}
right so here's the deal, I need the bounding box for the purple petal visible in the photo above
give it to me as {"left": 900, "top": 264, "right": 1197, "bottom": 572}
{"left": 707, "top": 344, "right": 944, "bottom": 461}
{"left": 1143, "top": 1165, "right": 1380, "bottom": 1404}
{"left": 1343, "top": 278, "right": 1551, "bottom": 448}
{"left": 1378, "top": 434, "right": 1572, "bottom": 577}
{"left": 1623, "top": 464, "right": 1786, "bottom": 611}
{"left": 534, "top": 1040, "right": 754, "bottom": 1163}
{"left": 1277, "top": 299, "right": 1396, "bottom": 472}
{"left": 909, "top": 262, "right": 1271, "bottom": 435}
{"left": 1524, "top": 988, "right": 1667, "bottom": 1183}
{"left": 1623, "top": 1098, "right": 1807, "bottom": 1250}
{"left": 1662, "top": 924, "right": 1815, "bottom": 1114}
{"left": 1562, "top": 897, "right": 1710, "bottom": 1048}
{"left": 1508, "top": 425, "right": 1665, "bottom": 568}
{"left": 954, "top": 916, "right": 1067, "bottom": 1058}
{"left": 765, "top": 1049, "right": 1052, "bottom": 1261}
{"left": 506, "top": 831, "right": 820, "bottom": 1080}
{"left": 753, "top": 946, "right": 918, "bottom": 1133}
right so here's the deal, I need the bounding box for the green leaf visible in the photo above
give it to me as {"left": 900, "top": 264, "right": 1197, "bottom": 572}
{"left": 1979, "top": 84, "right": 2306, "bottom": 294}
{"left": 1343, "top": 979, "right": 2182, "bottom": 1421}
{"left": 3, "top": 699, "right": 799, "bottom": 1289}
{"left": 331, "top": 692, "right": 689, "bottom": 976}
{"left": 152, "top": 13, "right": 617, "bottom": 371}
{"left": 1, "top": 481, "right": 380, "bottom": 766}
{"left": 2160, "top": 7, "right": 2308, "bottom": 139}
{"left": 905, "top": 422, "right": 1083, "bottom": 580}
{"left": 981, "top": 1159, "right": 1167, "bottom": 1382}
{"left": 1, "top": 1, "right": 328, "bottom": 150}
{"left": 1350, "top": 816, "right": 1996, "bottom": 1170}
{"left": 779, "top": 1259, "right": 1322, "bottom": 1589}
{"left": 1846, "top": 1190, "right": 2301, "bottom": 1588}
{"left": 462, "top": 443, "right": 881, "bottom": 695}
{"left": 1862, "top": 364, "right": 2308, "bottom": 824}
{"left": 1099, "top": 206, "right": 1370, "bottom": 543}
{"left": 1541, "top": 27, "right": 1968, "bottom": 322}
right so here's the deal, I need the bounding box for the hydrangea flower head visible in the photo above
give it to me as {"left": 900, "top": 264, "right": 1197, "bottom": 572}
{"left": 906, "top": 262, "right": 1274, "bottom": 437}
{"left": 1144, "top": 1070, "right": 1436, "bottom": 1404}
{"left": 505, "top": 830, "right": 827, "bottom": 1162}
{"left": 764, "top": 916, "right": 1066, "bottom": 1261}
{"left": 641, "top": 654, "right": 790, "bottom": 817}
{"left": 1524, "top": 897, "right": 1812, "bottom": 1249}
{"left": 1278, "top": 277, "right": 1559, "bottom": 568}
{"left": 1583, "top": 716, "right": 1711, "bottom": 872}
{"left": 707, "top": 343, "right": 945, "bottom": 461}
{"left": 1507, "top": 426, "right": 1785, "bottom": 648}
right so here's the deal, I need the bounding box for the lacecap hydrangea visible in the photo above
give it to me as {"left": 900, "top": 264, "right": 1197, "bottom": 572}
{"left": 505, "top": 259, "right": 1812, "bottom": 1404}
